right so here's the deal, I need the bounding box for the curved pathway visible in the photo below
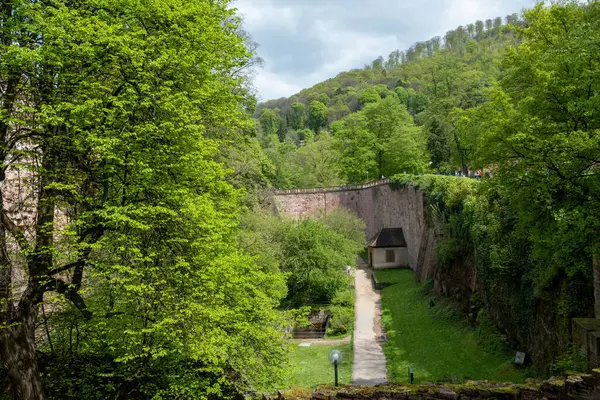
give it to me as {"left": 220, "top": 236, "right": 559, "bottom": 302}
{"left": 352, "top": 264, "right": 387, "bottom": 385}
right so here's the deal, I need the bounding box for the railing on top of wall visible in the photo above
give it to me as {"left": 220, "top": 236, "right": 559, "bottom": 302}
{"left": 272, "top": 178, "right": 391, "bottom": 195}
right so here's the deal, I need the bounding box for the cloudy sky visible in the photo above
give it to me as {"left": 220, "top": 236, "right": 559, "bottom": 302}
{"left": 234, "top": 0, "right": 537, "bottom": 102}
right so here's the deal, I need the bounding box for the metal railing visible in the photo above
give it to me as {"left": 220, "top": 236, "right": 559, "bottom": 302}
{"left": 273, "top": 178, "right": 391, "bottom": 195}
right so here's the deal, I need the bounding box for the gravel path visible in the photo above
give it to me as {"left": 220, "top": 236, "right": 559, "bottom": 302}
{"left": 352, "top": 265, "right": 388, "bottom": 385}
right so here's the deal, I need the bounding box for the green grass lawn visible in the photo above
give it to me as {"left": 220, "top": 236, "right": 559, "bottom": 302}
{"left": 376, "top": 269, "right": 526, "bottom": 384}
{"left": 289, "top": 343, "right": 353, "bottom": 388}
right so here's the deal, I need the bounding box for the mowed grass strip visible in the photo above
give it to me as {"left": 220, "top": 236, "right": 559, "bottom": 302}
{"left": 290, "top": 343, "right": 353, "bottom": 389}
{"left": 376, "top": 269, "right": 525, "bottom": 384}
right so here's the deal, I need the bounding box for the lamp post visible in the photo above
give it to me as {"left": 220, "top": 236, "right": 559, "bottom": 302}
{"left": 329, "top": 350, "right": 342, "bottom": 386}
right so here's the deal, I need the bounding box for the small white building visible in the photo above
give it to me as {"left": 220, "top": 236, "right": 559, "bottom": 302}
{"left": 367, "top": 228, "right": 409, "bottom": 269}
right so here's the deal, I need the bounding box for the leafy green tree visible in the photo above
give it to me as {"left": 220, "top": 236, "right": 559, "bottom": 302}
{"left": 475, "top": 20, "right": 485, "bottom": 40}
{"left": 263, "top": 133, "right": 341, "bottom": 189}
{"left": 407, "top": 89, "right": 430, "bottom": 116}
{"left": 287, "top": 134, "right": 341, "bottom": 188}
{"left": 277, "top": 110, "right": 289, "bottom": 141}
{"left": 386, "top": 50, "right": 402, "bottom": 69}
{"left": 493, "top": 17, "right": 503, "bottom": 35}
{"left": 307, "top": 92, "right": 331, "bottom": 105}
{"left": 331, "top": 95, "right": 425, "bottom": 182}
{"left": 485, "top": 18, "right": 493, "bottom": 32}
{"left": 359, "top": 87, "right": 382, "bottom": 106}
{"left": 372, "top": 56, "right": 385, "bottom": 70}
{"left": 328, "top": 99, "right": 351, "bottom": 123}
{"left": 385, "top": 124, "right": 429, "bottom": 175}
{"left": 277, "top": 216, "right": 363, "bottom": 307}
{"left": 289, "top": 102, "right": 306, "bottom": 130}
{"left": 259, "top": 107, "right": 282, "bottom": 139}
{"left": 299, "top": 128, "right": 314, "bottom": 142}
{"left": 477, "top": 1, "right": 600, "bottom": 302}
{"left": 307, "top": 100, "right": 329, "bottom": 133}
{"left": 395, "top": 87, "right": 409, "bottom": 106}
{"left": 262, "top": 138, "right": 298, "bottom": 189}
{"left": 426, "top": 118, "right": 451, "bottom": 171}
{"left": 319, "top": 208, "right": 367, "bottom": 245}
{"left": 449, "top": 106, "right": 488, "bottom": 170}
{"left": 363, "top": 96, "right": 415, "bottom": 177}
{"left": 331, "top": 112, "right": 378, "bottom": 183}
{"left": 0, "top": 1, "right": 288, "bottom": 398}
{"left": 219, "top": 135, "right": 275, "bottom": 207}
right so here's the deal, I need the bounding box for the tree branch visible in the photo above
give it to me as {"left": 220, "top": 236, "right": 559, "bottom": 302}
{"left": 47, "top": 259, "right": 85, "bottom": 277}
{"left": 48, "top": 278, "right": 92, "bottom": 320}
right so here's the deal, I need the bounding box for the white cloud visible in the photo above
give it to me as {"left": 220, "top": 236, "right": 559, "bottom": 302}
{"left": 253, "top": 70, "right": 303, "bottom": 102}
{"left": 235, "top": 2, "right": 300, "bottom": 33}
{"left": 236, "top": 0, "right": 536, "bottom": 101}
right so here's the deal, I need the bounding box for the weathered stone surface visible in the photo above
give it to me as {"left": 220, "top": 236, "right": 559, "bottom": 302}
{"left": 270, "top": 370, "right": 600, "bottom": 399}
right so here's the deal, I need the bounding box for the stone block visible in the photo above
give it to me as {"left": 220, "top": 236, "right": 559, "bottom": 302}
{"left": 573, "top": 319, "right": 600, "bottom": 369}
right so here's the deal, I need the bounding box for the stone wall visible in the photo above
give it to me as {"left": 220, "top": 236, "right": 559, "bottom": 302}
{"left": 266, "top": 371, "right": 600, "bottom": 400}
{"left": 272, "top": 181, "right": 438, "bottom": 281}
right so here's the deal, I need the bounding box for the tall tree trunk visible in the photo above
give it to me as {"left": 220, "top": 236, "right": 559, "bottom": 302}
{"left": 452, "top": 131, "right": 468, "bottom": 175}
{"left": 594, "top": 233, "right": 600, "bottom": 318}
{"left": 0, "top": 167, "right": 44, "bottom": 399}
{"left": 0, "top": 310, "right": 46, "bottom": 400}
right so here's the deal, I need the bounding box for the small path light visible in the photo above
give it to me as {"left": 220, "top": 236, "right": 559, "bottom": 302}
{"left": 408, "top": 366, "right": 414, "bottom": 384}
{"left": 329, "top": 349, "right": 342, "bottom": 386}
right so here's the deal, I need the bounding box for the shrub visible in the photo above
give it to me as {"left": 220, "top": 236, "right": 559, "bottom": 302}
{"left": 327, "top": 306, "right": 354, "bottom": 335}
{"left": 277, "top": 213, "right": 364, "bottom": 307}
{"left": 332, "top": 289, "right": 354, "bottom": 307}
{"left": 550, "top": 344, "right": 588, "bottom": 375}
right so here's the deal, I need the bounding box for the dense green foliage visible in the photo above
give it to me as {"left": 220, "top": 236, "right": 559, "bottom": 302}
{"left": 0, "top": 1, "right": 286, "bottom": 399}
{"left": 390, "top": 1, "right": 599, "bottom": 370}
{"left": 2, "top": 0, "right": 599, "bottom": 397}
{"left": 239, "top": 209, "right": 361, "bottom": 345}
{"left": 377, "top": 269, "right": 526, "bottom": 383}
{"left": 391, "top": 173, "right": 593, "bottom": 371}
{"left": 241, "top": 209, "right": 364, "bottom": 308}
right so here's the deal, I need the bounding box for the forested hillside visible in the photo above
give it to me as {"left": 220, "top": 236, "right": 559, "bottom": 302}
{"left": 254, "top": 12, "right": 523, "bottom": 187}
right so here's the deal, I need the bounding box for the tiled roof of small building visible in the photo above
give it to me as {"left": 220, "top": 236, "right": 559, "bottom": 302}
{"left": 368, "top": 228, "right": 407, "bottom": 248}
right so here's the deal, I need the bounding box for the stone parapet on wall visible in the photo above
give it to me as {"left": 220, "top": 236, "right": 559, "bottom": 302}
{"left": 265, "top": 371, "right": 600, "bottom": 400}
{"left": 273, "top": 178, "right": 391, "bottom": 195}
